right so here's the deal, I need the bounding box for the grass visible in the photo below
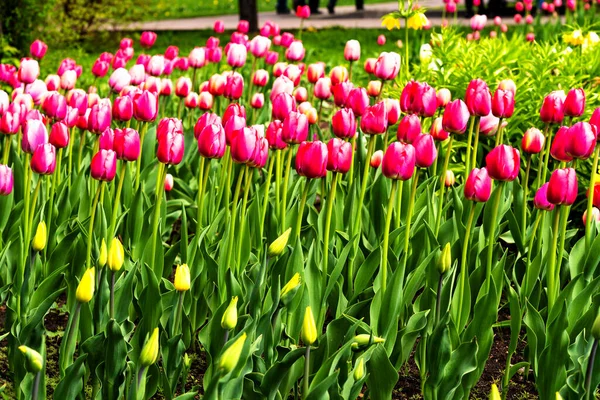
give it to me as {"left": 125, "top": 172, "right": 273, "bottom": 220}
{"left": 146, "top": 0, "right": 391, "bottom": 20}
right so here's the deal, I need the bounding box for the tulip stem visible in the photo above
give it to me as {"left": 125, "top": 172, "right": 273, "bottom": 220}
{"left": 402, "top": 170, "right": 420, "bottom": 267}
{"left": 77, "top": 130, "right": 86, "bottom": 172}
{"left": 456, "top": 202, "right": 476, "bottom": 330}
{"left": 32, "top": 371, "right": 41, "bottom": 400}
{"left": 150, "top": 163, "right": 167, "bottom": 278}
{"left": 521, "top": 153, "right": 532, "bottom": 235}
{"left": 275, "top": 150, "right": 282, "bottom": 222}
{"left": 196, "top": 156, "right": 207, "bottom": 233}
{"left": 521, "top": 210, "right": 542, "bottom": 303}
{"left": 352, "top": 135, "right": 377, "bottom": 244}
{"left": 260, "top": 154, "right": 276, "bottom": 247}
{"left": 216, "top": 149, "right": 231, "bottom": 216}
{"left": 464, "top": 117, "right": 476, "bottom": 183}
{"left": 86, "top": 181, "right": 104, "bottom": 271}
{"left": 585, "top": 339, "right": 598, "bottom": 400}
{"left": 110, "top": 270, "right": 115, "bottom": 320}
{"left": 348, "top": 135, "right": 357, "bottom": 188}
{"left": 324, "top": 173, "right": 339, "bottom": 277}
{"left": 555, "top": 204, "right": 570, "bottom": 289}
{"left": 135, "top": 122, "right": 149, "bottom": 191}
{"left": 295, "top": 178, "right": 311, "bottom": 240}
{"left": 435, "top": 273, "right": 444, "bottom": 326}
{"left": 585, "top": 145, "right": 600, "bottom": 252}
{"left": 28, "top": 177, "right": 43, "bottom": 251}
{"left": 237, "top": 167, "right": 253, "bottom": 264}
{"left": 470, "top": 117, "right": 481, "bottom": 171}
{"left": 226, "top": 165, "right": 247, "bottom": 275}
{"left": 494, "top": 117, "right": 505, "bottom": 146}
{"left": 538, "top": 123, "right": 553, "bottom": 188}
{"left": 172, "top": 291, "right": 184, "bottom": 338}
{"left": 381, "top": 180, "right": 398, "bottom": 296}
{"left": 282, "top": 146, "right": 295, "bottom": 229}
{"left": 2, "top": 135, "right": 10, "bottom": 165}
{"left": 547, "top": 206, "right": 561, "bottom": 310}
{"left": 109, "top": 162, "right": 128, "bottom": 238}
{"left": 485, "top": 181, "right": 504, "bottom": 292}
{"left": 303, "top": 346, "right": 311, "bottom": 398}
{"left": 435, "top": 136, "right": 453, "bottom": 236}
{"left": 67, "top": 127, "right": 75, "bottom": 188}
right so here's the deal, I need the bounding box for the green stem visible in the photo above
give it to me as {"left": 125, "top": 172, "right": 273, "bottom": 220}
{"left": 295, "top": 178, "right": 311, "bottom": 240}
{"left": 402, "top": 170, "right": 419, "bottom": 264}
{"left": 32, "top": 371, "right": 41, "bottom": 400}
{"left": 470, "top": 117, "right": 481, "bottom": 171}
{"left": 60, "top": 303, "right": 81, "bottom": 375}
{"left": 381, "top": 180, "right": 398, "bottom": 296}
{"left": 135, "top": 123, "right": 148, "bottom": 191}
{"left": 585, "top": 145, "right": 600, "bottom": 252}
{"left": 485, "top": 181, "right": 504, "bottom": 292}
{"left": 77, "top": 129, "right": 86, "bottom": 172}
{"left": 521, "top": 211, "right": 542, "bottom": 303}
{"left": 225, "top": 165, "right": 247, "bottom": 274}
{"left": 260, "top": 155, "right": 276, "bottom": 245}
{"left": 348, "top": 135, "right": 357, "bottom": 188}
{"left": 464, "top": 117, "right": 476, "bottom": 183}
{"left": 352, "top": 135, "right": 377, "bottom": 241}
{"left": 521, "top": 153, "right": 532, "bottom": 235}
{"left": 456, "top": 203, "right": 476, "bottom": 329}
{"left": 67, "top": 127, "right": 75, "bottom": 188}
{"left": 547, "top": 206, "right": 562, "bottom": 310}
{"left": 324, "top": 173, "right": 339, "bottom": 276}
{"left": 275, "top": 150, "right": 282, "bottom": 222}
{"left": 172, "top": 291, "right": 185, "bottom": 337}
{"left": 196, "top": 157, "right": 207, "bottom": 233}
{"left": 494, "top": 118, "right": 505, "bottom": 146}
{"left": 109, "top": 270, "right": 115, "bottom": 320}
{"left": 28, "top": 177, "right": 43, "bottom": 250}
{"left": 85, "top": 182, "right": 104, "bottom": 271}
{"left": 539, "top": 124, "right": 554, "bottom": 187}
{"left": 150, "top": 163, "right": 167, "bottom": 277}
{"left": 108, "top": 162, "right": 128, "bottom": 238}
{"left": 435, "top": 274, "right": 443, "bottom": 326}
{"left": 555, "top": 204, "right": 570, "bottom": 291}
{"left": 585, "top": 339, "right": 599, "bottom": 400}
{"left": 282, "top": 147, "right": 295, "bottom": 229}
{"left": 2, "top": 134, "right": 10, "bottom": 164}
{"left": 236, "top": 167, "right": 253, "bottom": 263}
{"left": 435, "top": 136, "right": 453, "bottom": 235}
{"left": 303, "top": 346, "right": 311, "bottom": 398}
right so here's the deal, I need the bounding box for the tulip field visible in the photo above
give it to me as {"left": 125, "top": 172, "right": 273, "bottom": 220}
{"left": 2, "top": 4, "right": 600, "bottom": 399}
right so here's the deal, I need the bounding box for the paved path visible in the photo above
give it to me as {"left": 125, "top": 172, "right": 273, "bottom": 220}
{"left": 133, "top": 1, "right": 482, "bottom": 31}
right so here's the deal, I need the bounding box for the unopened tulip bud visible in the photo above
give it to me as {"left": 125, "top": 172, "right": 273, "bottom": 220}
{"left": 547, "top": 168, "right": 578, "bottom": 205}
{"left": 370, "top": 150, "right": 383, "bottom": 168}
{"left": 32, "top": 221, "right": 47, "bottom": 251}
{"left": 445, "top": 170, "right": 455, "bottom": 187}
{"left": 367, "top": 80, "right": 382, "bottom": 97}
{"left": 377, "top": 35, "right": 386, "bottom": 46}
{"left": 374, "top": 52, "right": 400, "bottom": 80}
{"left": 164, "top": 173, "right": 174, "bottom": 191}
{"left": 521, "top": 128, "right": 545, "bottom": 154}
{"left": 540, "top": 90, "right": 566, "bottom": 124}
{"left": 485, "top": 145, "right": 520, "bottom": 181}
{"left": 489, "top": 384, "right": 501, "bottom": 400}
{"left": 465, "top": 79, "right": 492, "bottom": 117}
{"left": 436, "top": 88, "right": 451, "bottom": 108}
{"left": 564, "top": 88, "right": 586, "bottom": 117}
{"left": 582, "top": 208, "right": 600, "bottom": 226}
{"left": 31, "top": 143, "right": 56, "bottom": 175}
{"left": 221, "top": 296, "right": 239, "bottom": 330}
{"left": 382, "top": 142, "right": 416, "bottom": 180}
{"left": 352, "top": 334, "right": 385, "bottom": 348}
{"left": 108, "top": 238, "right": 124, "bottom": 272}
{"left": 437, "top": 243, "right": 451, "bottom": 274}
{"left": 91, "top": 149, "right": 117, "bottom": 181}
{"left": 140, "top": 328, "right": 160, "bottom": 367}
{"left": 566, "top": 122, "right": 597, "bottom": 160}
{"left": 533, "top": 183, "right": 554, "bottom": 211}
{"left": 219, "top": 332, "right": 247, "bottom": 374}
{"left": 280, "top": 272, "right": 301, "bottom": 304}
{"left": 301, "top": 306, "right": 317, "bottom": 345}
{"left": 344, "top": 40, "right": 361, "bottom": 62}
{"left": 352, "top": 358, "right": 365, "bottom": 381}
{"left": 18, "top": 346, "right": 43, "bottom": 373}
{"left": 99, "top": 239, "right": 108, "bottom": 267}
{"left": 76, "top": 267, "right": 95, "bottom": 303}
{"left": 442, "top": 99, "right": 470, "bottom": 134}
{"left": 295, "top": 141, "right": 328, "bottom": 178}
{"left": 465, "top": 168, "right": 492, "bottom": 202}
{"left": 397, "top": 114, "right": 422, "bottom": 144}
{"left": 361, "top": 102, "right": 388, "bottom": 135}
{"left": 174, "top": 264, "right": 191, "bottom": 292}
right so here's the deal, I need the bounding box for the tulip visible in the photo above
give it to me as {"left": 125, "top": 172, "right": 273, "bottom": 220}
{"left": 430, "top": 117, "right": 449, "bottom": 141}
{"left": 139, "top": 328, "right": 160, "bottom": 367}
{"left": 370, "top": 150, "right": 383, "bottom": 168}
{"left": 521, "top": 128, "right": 545, "bottom": 154}
{"left": 18, "top": 58, "right": 39, "bottom": 84}
{"left": 113, "top": 128, "right": 140, "bottom": 161}
{"left": 332, "top": 81, "right": 353, "bottom": 107}
{"left": 49, "top": 122, "right": 69, "bottom": 149}
{"left": 249, "top": 35, "right": 271, "bottom": 58}
{"left": 360, "top": 102, "right": 388, "bottom": 135}
{"left": 221, "top": 296, "right": 239, "bottom": 329}
{"left": 382, "top": 142, "right": 416, "bottom": 180}
{"left": 219, "top": 333, "right": 247, "bottom": 374}
{"left": 198, "top": 123, "right": 227, "bottom": 159}
{"left": 188, "top": 47, "right": 206, "bottom": 69}
{"left": 397, "top": 114, "right": 422, "bottom": 143}
{"left": 445, "top": 170, "right": 455, "bottom": 186}
{"left": 550, "top": 126, "right": 574, "bottom": 163}
{"left": 265, "top": 51, "right": 279, "bottom": 65}
{"left": 44, "top": 75, "right": 60, "bottom": 91}
{"left": 237, "top": 19, "right": 250, "bottom": 33}
{"left": 272, "top": 92, "right": 297, "bottom": 121}
{"left": 88, "top": 103, "right": 112, "bottom": 134}
{"left": 175, "top": 77, "right": 192, "bottom": 98}
{"left": 533, "top": 183, "right": 554, "bottom": 211}
{"left": 195, "top": 112, "right": 222, "bottom": 139}
{"left": 60, "top": 70, "right": 77, "bottom": 91}
{"left": 214, "top": 20, "right": 225, "bottom": 33}
{"left": 133, "top": 91, "right": 159, "bottom": 122}
{"left": 327, "top": 138, "right": 352, "bottom": 174}
{"left": 540, "top": 90, "right": 566, "bottom": 124}
{"left": 442, "top": 99, "right": 470, "bottom": 134}
{"left": 252, "top": 69, "right": 269, "bottom": 87}
{"left": 113, "top": 96, "right": 133, "bottom": 122}
{"left": 347, "top": 88, "right": 370, "bottom": 117}
{"left": 248, "top": 92, "right": 264, "bottom": 109}
{"left": 385, "top": 98, "right": 401, "bottom": 125}
{"left": 547, "top": 168, "right": 578, "bottom": 205}
{"left": 1, "top": 111, "right": 21, "bottom": 135}
{"left": 0, "top": 165, "right": 13, "bottom": 196}
{"left": 565, "top": 122, "right": 597, "bottom": 159}
{"left": 286, "top": 41, "right": 305, "bottom": 62}
{"left": 268, "top": 228, "right": 292, "bottom": 258}
{"left": 30, "top": 40, "right": 48, "bottom": 59}
{"left": 591, "top": 108, "right": 600, "bottom": 130}
{"left": 400, "top": 81, "right": 437, "bottom": 117}
{"left": 413, "top": 133, "right": 437, "bottom": 168}
{"left": 42, "top": 91, "right": 67, "bottom": 120}
{"left": 22, "top": 120, "right": 48, "bottom": 154}
{"left": 436, "top": 88, "right": 452, "bottom": 108}
{"left": 465, "top": 79, "right": 492, "bottom": 117}
{"left": 331, "top": 108, "right": 357, "bottom": 139}
{"left": 31, "top": 221, "right": 46, "bottom": 251}
{"left": 367, "top": 80, "right": 382, "bottom": 97}
{"left": 582, "top": 207, "right": 600, "bottom": 226}
{"left": 492, "top": 88, "right": 515, "bottom": 118}
{"left": 479, "top": 113, "right": 503, "bottom": 136}
{"left": 295, "top": 140, "right": 328, "bottom": 179}
{"left": 19, "top": 346, "right": 43, "bottom": 374}
{"left": 76, "top": 267, "right": 95, "bottom": 303}
{"left": 294, "top": 87, "right": 308, "bottom": 103}
{"left": 485, "top": 145, "right": 520, "bottom": 181}
{"left": 224, "top": 115, "right": 246, "bottom": 145}
{"left": 364, "top": 57, "right": 377, "bottom": 73}
{"left": 344, "top": 40, "right": 361, "bottom": 62}
{"left": 224, "top": 73, "right": 244, "bottom": 100}
{"left": 140, "top": 31, "right": 157, "bottom": 48}
{"left": 109, "top": 68, "right": 131, "bottom": 93}
{"left": 296, "top": 5, "right": 311, "bottom": 18}
{"left": 374, "top": 52, "right": 401, "bottom": 80}
{"left": 90, "top": 149, "right": 117, "bottom": 181}
{"left": 301, "top": 306, "right": 318, "bottom": 345}
{"left": 105, "top": 237, "right": 124, "bottom": 272}
{"left": 377, "top": 34, "right": 386, "bottom": 45}
{"left": 464, "top": 168, "right": 492, "bottom": 202}
{"left": 25, "top": 80, "right": 47, "bottom": 105}
{"left": 227, "top": 44, "right": 247, "bottom": 68}
{"left": 564, "top": 88, "right": 585, "bottom": 117}
{"left": 174, "top": 264, "right": 191, "bottom": 292}
{"left": 282, "top": 111, "right": 309, "bottom": 144}
{"left": 231, "top": 127, "right": 261, "bottom": 165}
{"left": 157, "top": 120, "right": 185, "bottom": 165}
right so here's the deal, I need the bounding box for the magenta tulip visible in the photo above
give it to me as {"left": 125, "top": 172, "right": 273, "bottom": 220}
{"left": 194, "top": 112, "right": 222, "bottom": 140}
{"left": 533, "top": 183, "right": 555, "bottom": 211}
{"left": 347, "top": 88, "right": 370, "bottom": 117}
{"left": 157, "top": 129, "right": 184, "bottom": 165}
{"left": 18, "top": 58, "right": 39, "bottom": 84}
{"left": 282, "top": 111, "right": 309, "bottom": 144}
{"left": 547, "top": 168, "right": 578, "bottom": 205}
{"left": 430, "top": 117, "right": 449, "bottom": 141}
{"left": 296, "top": 141, "right": 328, "bottom": 179}
{"left": 491, "top": 88, "right": 515, "bottom": 118}
{"left": 465, "top": 79, "right": 492, "bottom": 117}
{"left": 272, "top": 92, "right": 297, "bottom": 121}
{"left": 197, "top": 123, "right": 226, "bottom": 159}
{"left": 30, "top": 40, "right": 48, "bottom": 59}
{"left": 413, "top": 133, "right": 437, "bottom": 168}
{"left": 332, "top": 82, "right": 353, "bottom": 108}
{"left": 564, "top": 88, "right": 585, "bottom": 118}
{"left": 360, "top": 102, "right": 388, "bottom": 135}
{"left": 140, "top": 31, "right": 157, "bottom": 48}
{"left": 22, "top": 120, "right": 48, "bottom": 154}
{"left": 381, "top": 142, "right": 416, "bottom": 180}
{"left": 331, "top": 108, "right": 357, "bottom": 139}
{"left": 464, "top": 167, "right": 492, "bottom": 202}
{"left": 374, "top": 52, "right": 401, "bottom": 81}
{"left": 326, "top": 138, "right": 353, "bottom": 174}
{"left": 385, "top": 99, "right": 401, "bottom": 125}
{"left": 550, "top": 126, "right": 574, "bottom": 163}
{"left": 49, "top": 122, "right": 69, "bottom": 149}
{"left": 540, "top": 91, "right": 566, "bottom": 124}
{"left": 565, "top": 122, "right": 597, "bottom": 160}
{"left": 397, "top": 114, "right": 422, "bottom": 144}
{"left": 485, "top": 145, "right": 520, "bottom": 181}
{"left": 114, "top": 128, "right": 140, "bottom": 161}
{"left": 42, "top": 91, "right": 67, "bottom": 120}
{"left": 0, "top": 165, "right": 13, "bottom": 196}
{"left": 521, "top": 127, "right": 545, "bottom": 154}
{"left": 400, "top": 81, "right": 437, "bottom": 117}
{"left": 88, "top": 103, "right": 112, "bottom": 134}
{"left": 591, "top": 108, "right": 600, "bottom": 130}
{"left": 133, "top": 91, "right": 159, "bottom": 122}
{"left": 31, "top": 143, "right": 56, "bottom": 175}
{"left": 266, "top": 120, "right": 287, "bottom": 150}
{"left": 113, "top": 96, "right": 134, "bottom": 122}
{"left": 442, "top": 99, "right": 470, "bottom": 134}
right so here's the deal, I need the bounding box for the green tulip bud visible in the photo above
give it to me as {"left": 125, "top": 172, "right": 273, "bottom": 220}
{"left": 221, "top": 296, "right": 238, "bottom": 330}
{"left": 591, "top": 313, "right": 600, "bottom": 340}
{"left": 489, "top": 384, "right": 501, "bottom": 400}
{"left": 139, "top": 328, "right": 160, "bottom": 367}
{"left": 351, "top": 333, "right": 385, "bottom": 349}
{"left": 18, "top": 345, "right": 43, "bottom": 373}
{"left": 353, "top": 358, "right": 365, "bottom": 380}
{"left": 280, "top": 273, "right": 301, "bottom": 305}
{"left": 268, "top": 228, "right": 291, "bottom": 257}
{"left": 219, "top": 332, "right": 247, "bottom": 374}
{"left": 437, "top": 243, "right": 451, "bottom": 275}
{"left": 555, "top": 393, "right": 564, "bottom": 400}
{"left": 183, "top": 353, "right": 191, "bottom": 368}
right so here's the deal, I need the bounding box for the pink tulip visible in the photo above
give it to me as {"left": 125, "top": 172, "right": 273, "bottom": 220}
{"left": 590, "top": 108, "right": 600, "bottom": 130}
{"left": 327, "top": 138, "right": 353, "bottom": 174}
{"left": 88, "top": 103, "right": 112, "bottom": 134}
{"left": 547, "top": 168, "right": 578, "bottom": 205}
{"left": 237, "top": 20, "right": 250, "bottom": 33}
{"left": 464, "top": 167, "right": 492, "bottom": 202}
{"left": 296, "top": 5, "right": 311, "bottom": 18}
{"left": 377, "top": 35, "right": 386, "bottom": 46}
{"left": 164, "top": 174, "right": 174, "bottom": 191}
{"left": 195, "top": 113, "right": 222, "bottom": 139}
{"left": 30, "top": 40, "right": 48, "bottom": 59}
{"left": 382, "top": 142, "right": 416, "bottom": 180}
{"left": 227, "top": 44, "right": 247, "bottom": 68}
{"left": 189, "top": 47, "right": 206, "bottom": 69}
{"left": 332, "top": 82, "right": 353, "bottom": 107}
{"left": 347, "top": 87, "right": 370, "bottom": 117}
{"left": 0, "top": 110, "right": 20, "bottom": 135}
{"left": 540, "top": 90, "right": 566, "bottom": 124}
{"left": 370, "top": 150, "right": 383, "bottom": 168}
{"left": 165, "top": 45, "right": 179, "bottom": 60}
{"left": 140, "top": 31, "right": 157, "bottom": 48}
{"left": 231, "top": 126, "right": 260, "bottom": 164}
{"left": 361, "top": 102, "right": 388, "bottom": 135}
{"left": 344, "top": 40, "right": 361, "bottom": 62}
{"left": 175, "top": 77, "right": 193, "bottom": 98}
{"left": 224, "top": 115, "right": 246, "bottom": 145}
{"left": 42, "top": 91, "right": 67, "bottom": 120}
{"left": 550, "top": 126, "right": 574, "bottom": 163}
{"left": 374, "top": 52, "right": 400, "bottom": 80}
{"left": 397, "top": 114, "right": 422, "bottom": 144}
{"left": 384, "top": 98, "right": 401, "bottom": 125}
{"left": 492, "top": 88, "right": 515, "bottom": 118}
{"left": 331, "top": 108, "right": 357, "bottom": 139}
{"left": 197, "top": 123, "right": 226, "bottom": 159}
{"left": 533, "top": 183, "right": 554, "bottom": 211}
{"left": 442, "top": 99, "right": 470, "bottom": 134}
{"left": 565, "top": 122, "right": 597, "bottom": 160}
{"left": 430, "top": 117, "right": 449, "bottom": 141}
{"left": 266, "top": 120, "right": 287, "bottom": 150}
{"left": 313, "top": 77, "right": 332, "bottom": 100}
{"left": 282, "top": 111, "right": 309, "bottom": 144}
{"left": 272, "top": 92, "right": 297, "bottom": 121}
{"left": 250, "top": 36, "right": 271, "bottom": 58}
{"left": 307, "top": 63, "right": 325, "bottom": 83}
{"left": 465, "top": 78, "right": 492, "bottom": 117}
{"left": 31, "top": 143, "right": 56, "bottom": 175}
{"left": 224, "top": 73, "right": 244, "bottom": 100}
{"left": 114, "top": 128, "right": 140, "bottom": 161}
{"left": 521, "top": 127, "right": 545, "bottom": 154}
{"left": 436, "top": 88, "right": 452, "bottom": 108}
{"left": 214, "top": 20, "right": 225, "bottom": 33}
{"left": 485, "top": 145, "right": 520, "bottom": 181}
{"left": 156, "top": 119, "right": 184, "bottom": 164}
{"left": 479, "top": 113, "right": 502, "bottom": 136}
{"left": 413, "top": 133, "right": 437, "bottom": 168}
{"left": 133, "top": 91, "right": 159, "bottom": 122}
{"left": 22, "top": 120, "right": 48, "bottom": 153}
{"left": 90, "top": 149, "right": 116, "bottom": 181}
{"left": 296, "top": 141, "right": 328, "bottom": 179}
{"left": 0, "top": 165, "right": 13, "bottom": 196}
{"left": 251, "top": 93, "right": 265, "bottom": 109}
{"left": 564, "top": 88, "right": 586, "bottom": 118}
{"left": 253, "top": 69, "right": 269, "bottom": 87}
{"left": 49, "top": 121, "right": 69, "bottom": 149}
{"left": 223, "top": 103, "right": 246, "bottom": 125}
{"left": 400, "top": 80, "right": 437, "bottom": 117}
{"left": 113, "top": 96, "right": 133, "bottom": 122}
{"left": 270, "top": 75, "right": 294, "bottom": 101}
{"left": 199, "top": 92, "right": 214, "bottom": 110}
{"left": 285, "top": 41, "right": 305, "bottom": 62}
{"left": 364, "top": 58, "right": 377, "bottom": 74}
{"left": 184, "top": 92, "right": 199, "bottom": 109}
{"left": 18, "top": 58, "right": 39, "bottom": 84}
{"left": 109, "top": 68, "right": 131, "bottom": 93}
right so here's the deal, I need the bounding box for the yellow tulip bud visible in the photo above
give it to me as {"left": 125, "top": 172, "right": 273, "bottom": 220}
{"left": 591, "top": 313, "right": 600, "bottom": 340}
{"left": 32, "top": 221, "right": 47, "bottom": 252}
{"left": 437, "top": 243, "right": 452, "bottom": 275}
{"left": 174, "top": 264, "right": 191, "bottom": 292}
{"left": 139, "top": 328, "right": 160, "bottom": 367}
{"left": 108, "top": 238, "right": 124, "bottom": 272}
{"left": 18, "top": 345, "right": 43, "bottom": 373}
{"left": 221, "top": 296, "right": 238, "bottom": 330}
{"left": 183, "top": 353, "right": 191, "bottom": 368}
{"left": 219, "top": 332, "right": 247, "bottom": 374}
{"left": 352, "top": 333, "right": 385, "bottom": 349}
{"left": 280, "top": 273, "right": 301, "bottom": 305}
{"left": 489, "top": 384, "right": 501, "bottom": 400}
{"left": 99, "top": 239, "right": 108, "bottom": 267}
{"left": 75, "top": 268, "right": 95, "bottom": 303}
{"left": 301, "top": 306, "right": 317, "bottom": 346}
{"left": 268, "top": 228, "right": 291, "bottom": 257}
{"left": 353, "top": 358, "right": 365, "bottom": 381}
{"left": 556, "top": 393, "right": 564, "bottom": 400}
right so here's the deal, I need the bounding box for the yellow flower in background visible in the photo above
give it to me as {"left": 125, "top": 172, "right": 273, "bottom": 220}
{"left": 570, "top": 29, "right": 585, "bottom": 45}
{"left": 381, "top": 15, "right": 401, "bottom": 31}
{"left": 587, "top": 32, "right": 599, "bottom": 45}
{"left": 32, "top": 221, "right": 47, "bottom": 252}
{"left": 407, "top": 13, "right": 429, "bottom": 30}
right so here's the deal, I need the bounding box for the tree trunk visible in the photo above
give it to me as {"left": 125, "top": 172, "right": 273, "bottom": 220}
{"left": 238, "top": 0, "right": 259, "bottom": 32}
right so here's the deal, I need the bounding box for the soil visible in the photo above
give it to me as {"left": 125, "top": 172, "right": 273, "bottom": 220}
{"left": 0, "top": 299, "right": 539, "bottom": 399}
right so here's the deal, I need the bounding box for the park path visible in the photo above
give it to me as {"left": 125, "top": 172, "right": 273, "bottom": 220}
{"left": 133, "top": 1, "right": 483, "bottom": 31}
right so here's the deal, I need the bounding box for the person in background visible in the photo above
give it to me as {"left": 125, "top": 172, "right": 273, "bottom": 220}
{"left": 277, "top": 0, "right": 290, "bottom": 14}
{"left": 327, "top": 0, "right": 364, "bottom": 14}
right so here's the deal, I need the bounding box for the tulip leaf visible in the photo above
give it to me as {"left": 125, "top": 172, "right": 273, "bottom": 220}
{"left": 54, "top": 354, "right": 88, "bottom": 400}
{"left": 365, "top": 345, "right": 397, "bottom": 400}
